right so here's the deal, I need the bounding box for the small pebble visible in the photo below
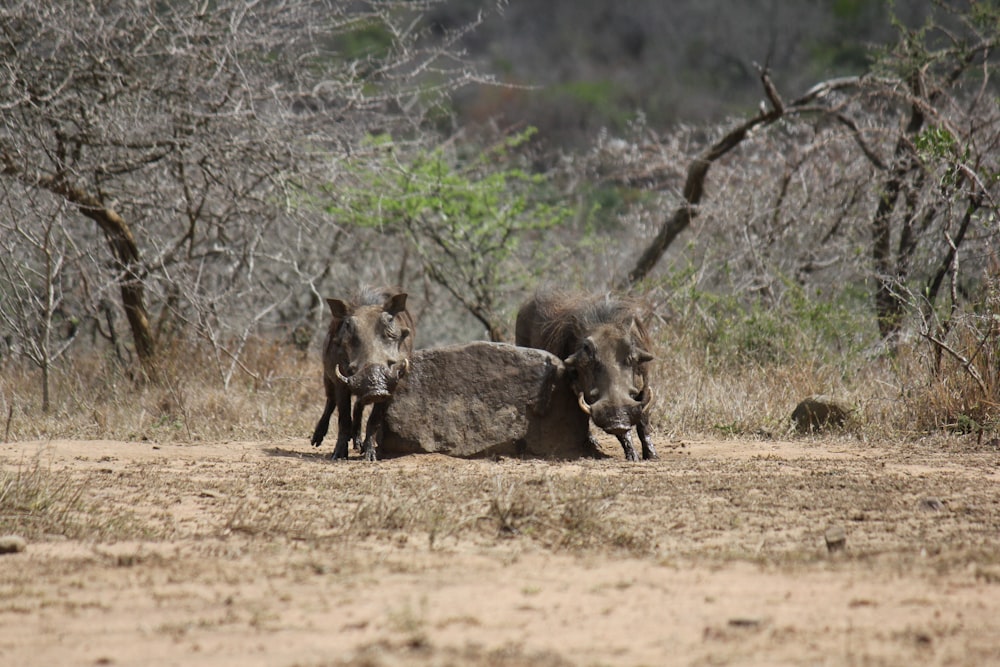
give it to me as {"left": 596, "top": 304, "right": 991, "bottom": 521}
{"left": 824, "top": 525, "right": 847, "bottom": 553}
{"left": 0, "top": 535, "right": 27, "bottom": 554}
{"left": 919, "top": 497, "right": 944, "bottom": 512}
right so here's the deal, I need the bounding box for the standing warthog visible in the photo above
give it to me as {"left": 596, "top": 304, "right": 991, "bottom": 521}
{"left": 310, "top": 286, "right": 414, "bottom": 461}
{"left": 515, "top": 290, "right": 657, "bottom": 461}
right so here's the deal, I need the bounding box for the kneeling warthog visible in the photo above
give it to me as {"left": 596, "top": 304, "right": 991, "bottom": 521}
{"left": 311, "top": 286, "right": 414, "bottom": 461}
{"left": 515, "top": 290, "right": 657, "bottom": 461}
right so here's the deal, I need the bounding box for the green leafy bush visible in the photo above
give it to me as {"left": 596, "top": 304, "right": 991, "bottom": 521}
{"left": 330, "top": 129, "right": 571, "bottom": 340}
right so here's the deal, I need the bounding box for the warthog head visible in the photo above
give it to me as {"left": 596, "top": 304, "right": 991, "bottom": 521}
{"left": 515, "top": 289, "right": 658, "bottom": 461}
{"left": 327, "top": 291, "right": 413, "bottom": 405}
{"left": 564, "top": 321, "right": 653, "bottom": 437}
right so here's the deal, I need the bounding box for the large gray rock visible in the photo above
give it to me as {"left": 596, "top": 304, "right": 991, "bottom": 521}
{"left": 383, "top": 342, "right": 594, "bottom": 458}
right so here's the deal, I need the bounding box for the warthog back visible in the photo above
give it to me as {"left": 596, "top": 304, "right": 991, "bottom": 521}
{"left": 383, "top": 342, "right": 594, "bottom": 458}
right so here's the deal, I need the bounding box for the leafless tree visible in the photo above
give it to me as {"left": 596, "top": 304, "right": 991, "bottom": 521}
{"left": 611, "top": 3, "right": 998, "bottom": 345}
{"left": 0, "top": 192, "right": 78, "bottom": 411}
{"left": 0, "top": 0, "right": 493, "bottom": 388}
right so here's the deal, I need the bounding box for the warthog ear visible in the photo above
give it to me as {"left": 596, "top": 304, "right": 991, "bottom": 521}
{"left": 384, "top": 292, "right": 408, "bottom": 316}
{"left": 327, "top": 298, "right": 350, "bottom": 319}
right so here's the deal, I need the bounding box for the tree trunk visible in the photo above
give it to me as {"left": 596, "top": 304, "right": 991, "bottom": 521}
{"left": 871, "top": 75, "right": 926, "bottom": 341}
{"left": 41, "top": 177, "right": 158, "bottom": 375}
{"left": 871, "top": 158, "right": 907, "bottom": 339}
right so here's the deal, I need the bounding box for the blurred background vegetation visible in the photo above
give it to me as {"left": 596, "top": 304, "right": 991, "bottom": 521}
{"left": 0, "top": 0, "right": 997, "bottom": 444}
{"left": 443, "top": 0, "right": 931, "bottom": 145}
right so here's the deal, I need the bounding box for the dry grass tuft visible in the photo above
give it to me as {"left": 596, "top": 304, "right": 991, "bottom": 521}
{"left": 641, "top": 281, "right": 1000, "bottom": 444}
{"left": 1, "top": 340, "right": 319, "bottom": 443}
{"left": 0, "top": 454, "right": 140, "bottom": 540}
{"left": 5, "top": 443, "right": 1000, "bottom": 573}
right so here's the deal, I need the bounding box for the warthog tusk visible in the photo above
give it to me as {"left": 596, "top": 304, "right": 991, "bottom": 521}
{"left": 640, "top": 386, "right": 653, "bottom": 410}
{"left": 576, "top": 392, "right": 592, "bottom": 416}
{"left": 397, "top": 358, "right": 410, "bottom": 378}
{"left": 334, "top": 364, "right": 361, "bottom": 390}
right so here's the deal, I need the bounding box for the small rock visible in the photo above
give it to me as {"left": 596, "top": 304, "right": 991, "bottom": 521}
{"left": 974, "top": 565, "right": 1000, "bottom": 584}
{"left": 0, "top": 535, "right": 27, "bottom": 554}
{"left": 918, "top": 497, "right": 944, "bottom": 512}
{"left": 791, "top": 396, "right": 850, "bottom": 434}
{"left": 824, "top": 525, "right": 847, "bottom": 553}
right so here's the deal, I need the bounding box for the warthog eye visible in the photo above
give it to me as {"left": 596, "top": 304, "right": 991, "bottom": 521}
{"left": 380, "top": 312, "right": 400, "bottom": 339}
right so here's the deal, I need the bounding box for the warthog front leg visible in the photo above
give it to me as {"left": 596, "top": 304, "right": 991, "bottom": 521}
{"left": 360, "top": 402, "right": 387, "bottom": 462}
{"left": 331, "top": 392, "right": 353, "bottom": 460}
{"left": 617, "top": 431, "right": 640, "bottom": 462}
{"left": 585, "top": 431, "right": 603, "bottom": 458}
{"left": 311, "top": 393, "right": 335, "bottom": 448}
{"left": 637, "top": 415, "right": 657, "bottom": 460}
{"left": 350, "top": 400, "right": 367, "bottom": 453}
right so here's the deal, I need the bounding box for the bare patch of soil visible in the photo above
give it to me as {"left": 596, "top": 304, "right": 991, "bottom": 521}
{"left": 2, "top": 435, "right": 999, "bottom": 666}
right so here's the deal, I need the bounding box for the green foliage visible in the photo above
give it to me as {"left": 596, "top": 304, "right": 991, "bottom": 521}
{"left": 543, "top": 80, "right": 633, "bottom": 133}
{"left": 832, "top": 0, "right": 869, "bottom": 20}
{"left": 339, "top": 20, "right": 394, "bottom": 61}
{"left": 331, "top": 129, "right": 571, "bottom": 339}
{"left": 914, "top": 125, "right": 973, "bottom": 189}
{"left": 576, "top": 183, "right": 651, "bottom": 233}
{"left": 809, "top": 0, "right": 886, "bottom": 72}
{"left": 874, "top": 1, "right": 1000, "bottom": 83}
{"left": 551, "top": 80, "right": 619, "bottom": 112}
{"left": 664, "top": 270, "right": 876, "bottom": 371}
{"left": 968, "top": 1, "right": 1000, "bottom": 32}
{"left": 914, "top": 126, "right": 958, "bottom": 159}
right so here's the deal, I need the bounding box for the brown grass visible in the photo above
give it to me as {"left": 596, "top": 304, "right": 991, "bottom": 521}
{"left": 0, "top": 339, "right": 319, "bottom": 443}
{"left": 0, "top": 453, "right": 142, "bottom": 540}
{"left": 1, "top": 311, "right": 997, "bottom": 448}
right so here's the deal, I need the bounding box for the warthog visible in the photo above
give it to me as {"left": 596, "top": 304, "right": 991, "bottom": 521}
{"left": 515, "top": 290, "right": 657, "bottom": 461}
{"left": 310, "top": 286, "right": 414, "bottom": 460}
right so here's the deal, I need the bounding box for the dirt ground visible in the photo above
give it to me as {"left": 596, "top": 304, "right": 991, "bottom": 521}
{"left": 1, "top": 434, "right": 999, "bottom": 667}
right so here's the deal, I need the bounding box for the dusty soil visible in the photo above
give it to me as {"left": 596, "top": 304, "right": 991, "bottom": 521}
{"left": 1, "top": 435, "right": 999, "bottom": 667}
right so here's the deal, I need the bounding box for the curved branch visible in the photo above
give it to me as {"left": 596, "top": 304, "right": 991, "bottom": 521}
{"left": 2, "top": 162, "right": 158, "bottom": 371}
{"left": 617, "top": 68, "right": 787, "bottom": 289}
{"left": 616, "top": 70, "right": 917, "bottom": 290}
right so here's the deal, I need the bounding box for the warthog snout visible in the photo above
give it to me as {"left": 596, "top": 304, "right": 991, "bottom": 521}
{"left": 335, "top": 359, "right": 410, "bottom": 403}
{"left": 582, "top": 397, "right": 644, "bottom": 436}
